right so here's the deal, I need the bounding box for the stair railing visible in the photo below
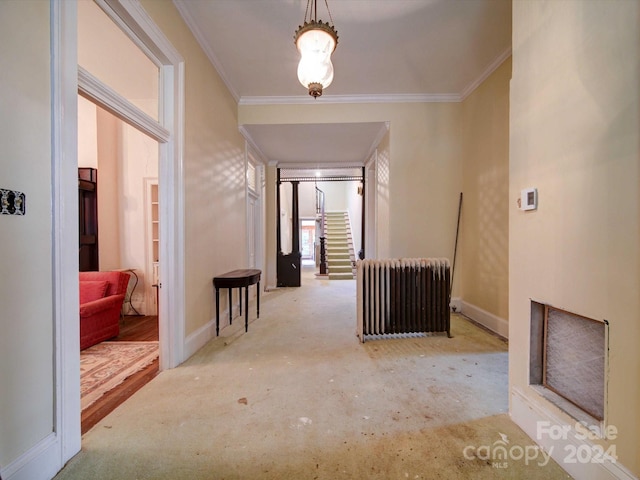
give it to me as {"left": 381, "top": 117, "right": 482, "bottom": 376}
{"left": 315, "top": 187, "right": 327, "bottom": 274}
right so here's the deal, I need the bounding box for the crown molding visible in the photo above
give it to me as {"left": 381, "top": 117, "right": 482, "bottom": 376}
{"left": 173, "top": 0, "right": 240, "bottom": 102}
{"left": 239, "top": 92, "right": 462, "bottom": 106}
{"left": 276, "top": 161, "right": 365, "bottom": 169}
{"left": 174, "top": 0, "right": 511, "bottom": 107}
{"left": 459, "top": 47, "right": 512, "bottom": 100}
{"left": 239, "top": 125, "right": 268, "bottom": 164}
{"left": 364, "top": 122, "right": 390, "bottom": 161}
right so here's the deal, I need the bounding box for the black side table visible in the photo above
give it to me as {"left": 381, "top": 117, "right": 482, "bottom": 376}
{"left": 213, "top": 269, "right": 261, "bottom": 336}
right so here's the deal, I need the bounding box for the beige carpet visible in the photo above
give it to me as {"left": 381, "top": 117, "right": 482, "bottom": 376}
{"left": 80, "top": 341, "right": 159, "bottom": 410}
{"left": 57, "top": 269, "right": 571, "bottom": 479}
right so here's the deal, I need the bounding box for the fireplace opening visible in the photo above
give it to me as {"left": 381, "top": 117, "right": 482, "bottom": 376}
{"left": 530, "top": 301, "right": 608, "bottom": 421}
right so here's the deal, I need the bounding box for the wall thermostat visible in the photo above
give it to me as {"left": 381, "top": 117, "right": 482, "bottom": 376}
{"left": 520, "top": 188, "right": 538, "bottom": 211}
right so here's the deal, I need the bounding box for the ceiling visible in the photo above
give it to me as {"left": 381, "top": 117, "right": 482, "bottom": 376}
{"left": 173, "top": 0, "right": 512, "bottom": 167}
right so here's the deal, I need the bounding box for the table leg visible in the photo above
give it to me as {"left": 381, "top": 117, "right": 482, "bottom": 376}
{"left": 238, "top": 287, "right": 242, "bottom": 316}
{"left": 244, "top": 286, "right": 249, "bottom": 332}
{"left": 228, "top": 288, "right": 233, "bottom": 325}
{"left": 257, "top": 281, "right": 260, "bottom": 318}
{"left": 215, "top": 288, "right": 220, "bottom": 336}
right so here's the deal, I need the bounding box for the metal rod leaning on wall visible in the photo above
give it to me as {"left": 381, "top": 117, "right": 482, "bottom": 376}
{"left": 450, "top": 192, "right": 463, "bottom": 308}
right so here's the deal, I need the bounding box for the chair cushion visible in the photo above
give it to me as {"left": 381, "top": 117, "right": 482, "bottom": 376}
{"left": 80, "top": 280, "right": 110, "bottom": 304}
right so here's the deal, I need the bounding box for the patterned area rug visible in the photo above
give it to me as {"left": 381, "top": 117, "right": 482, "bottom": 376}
{"left": 80, "top": 341, "right": 159, "bottom": 410}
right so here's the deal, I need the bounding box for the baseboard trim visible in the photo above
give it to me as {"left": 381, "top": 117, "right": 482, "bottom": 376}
{"left": 2, "top": 432, "right": 61, "bottom": 480}
{"left": 511, "top": 388, "right": 637, "bottom": 480}
{"left": 450, "top": 296, "right": 462, "bottom": 312}
{"left": 460, "top": 301, "right": 509, "bottom": 339}
{"left": 183, "top": 318, "right": 216, "bottom": 360}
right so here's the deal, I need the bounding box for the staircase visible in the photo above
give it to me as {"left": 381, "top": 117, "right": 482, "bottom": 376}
{"left": 324, "top": 211, "right": 356, "bottom": 280}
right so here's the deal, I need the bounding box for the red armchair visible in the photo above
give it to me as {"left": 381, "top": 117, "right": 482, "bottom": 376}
{"left": 79, "top": 271, "right": 129, "bottom": 350}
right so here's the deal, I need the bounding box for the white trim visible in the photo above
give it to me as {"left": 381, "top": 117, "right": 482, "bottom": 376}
{"left": 94, "top": 0, "right": 162, "bottom": 68}
{"left": 238, "top": 125, "right": 268, "bottom": 164}
{"left": 49, "top": 1, "right": 186, "bottom": 478}
{"left": 511, "top": 388, "right": 637, "bottom": 480}
{"left": 364, "top": 150, "right": 376, "bottom": 170}
{"left": 364, "top": 122, "right": 390, "bottom": 164}
{"left": 100, "top": 0, "right": 180, "bottom": 65}
{"left": 157, "top": 59, "right": 186, "bottom": 370}
{"left": 173, "top": 0, "right": 240, "bottom": 102}
{"left": 275, "top": 161, "right": 365, "bottom": 169}
{"left": 184, "top": 319, "right": 216, "bottom": 359}
{"left": 51, "top": 0, "right": 81, "bottom": 474}
{"left": 78, "top": 66, "right": 170, "bottom": 143}
{"left": 459, "top": 47, "right": 512, "bottom": 100}
{"left": 1, "top": 434, "right": 60, "bottom": 480}
{"left": 450, "top": 296, "right": 462, "bottom": 313}
{"left": 239, "top": 93, "right": 462, "bottom": 106}
{"left": 460, "top": 300, "right": 509, "bottom": 338}
{"left": 100, "top": 0, "right": 187, "bottom": 370}
{"left": 143, "top": 177, "right": 159, "bottom": 316}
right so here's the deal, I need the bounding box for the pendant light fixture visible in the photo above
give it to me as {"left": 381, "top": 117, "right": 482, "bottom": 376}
{"left": 294, "top": 0, "right": 338, "bottom": 98}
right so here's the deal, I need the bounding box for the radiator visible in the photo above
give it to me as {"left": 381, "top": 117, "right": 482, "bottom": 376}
{"left": 356, "top": 258, "right": 451, "bottom": 342}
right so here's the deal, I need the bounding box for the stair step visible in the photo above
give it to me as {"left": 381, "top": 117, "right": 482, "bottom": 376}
{"left": 327, "top": 253, "right": 350, "bottom": 259}
{"left": 328, "top": 257, "right": 352, "bottom": 264}
{"left": 328, "top": 272, "right": 354, "bottom": 280}
{"left": 329, "top": 266, "right": 353, "bottom": 274}
{"left": 320, "top": 212, "right": 354, "bottom": 280}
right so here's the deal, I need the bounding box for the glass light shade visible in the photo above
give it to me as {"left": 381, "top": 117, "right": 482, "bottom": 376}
{"left": 296, "top": 28, "right": 336, "bottom": 92}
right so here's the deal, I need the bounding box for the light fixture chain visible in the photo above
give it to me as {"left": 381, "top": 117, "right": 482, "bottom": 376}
{"left": 304, "top": 0, "right": 311, "bottom": 23}
{"left": 324, "top": 0, "right": 334, "bottom": 25}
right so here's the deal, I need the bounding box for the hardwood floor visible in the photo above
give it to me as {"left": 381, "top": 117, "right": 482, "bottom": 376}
{"left": 116, "top": 314, "right": 159, "bottom": 342}
{"left": 81, "top": 315, "right": 159, "bottom": 434}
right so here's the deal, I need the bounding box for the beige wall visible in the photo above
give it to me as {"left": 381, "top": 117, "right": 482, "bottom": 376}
{"left": 374, "top": 129, "right": 391, "bottom": 259}
{"left": 78, "top": 0, "right": 159, "bottom": 120}
{"left": 95, "top": 106, "right": 121, "bottom": 272}
{"left": 510, "top": 1, "right": 639, "bottom": 476}
{"left": 345, "top": 180, "right": 362, "bottom": 256}
{"left": 78, "top": 95, "right": 98, "bottom": 167}
{"left": 239, "top": 103, "right": 463, "bottom": 290}
{"left": 265, "top": 165, "right": 278, "bottom": 289}
{"left": 141, "top": 0, "right": 248, "bottom": 336}
{"left": 0, "top": 0, "right": 54, "bottom": 468}
{"left": 459, "top": 58, "right": 511, "bottom": 321}
{"left": 118, "top": 123, "right": 159, "bottom": 313}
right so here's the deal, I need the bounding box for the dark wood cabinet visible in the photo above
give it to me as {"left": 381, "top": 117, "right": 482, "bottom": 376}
{"left": 79, "top": 167, "right": 99, "bottom": 272}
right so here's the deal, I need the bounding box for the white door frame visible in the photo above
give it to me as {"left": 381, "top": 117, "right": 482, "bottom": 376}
{"left": 243, "top": 139, "right": 267, "bottom": 274}
{"left": 51, "top": 0, "right": 185, "bottom": 472}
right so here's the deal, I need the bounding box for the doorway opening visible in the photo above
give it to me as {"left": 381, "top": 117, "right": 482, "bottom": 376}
{"left": 72, "top": 0, "right": 185, "bottom": 437}
{"left": 77, "top": 97, "right": 160, "bottom": 433}
{"left": 301, "top": 219, "right": 316, "bottom": 266}
{"left": 277, "top": 167, "right": 364, "bottom": 285}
